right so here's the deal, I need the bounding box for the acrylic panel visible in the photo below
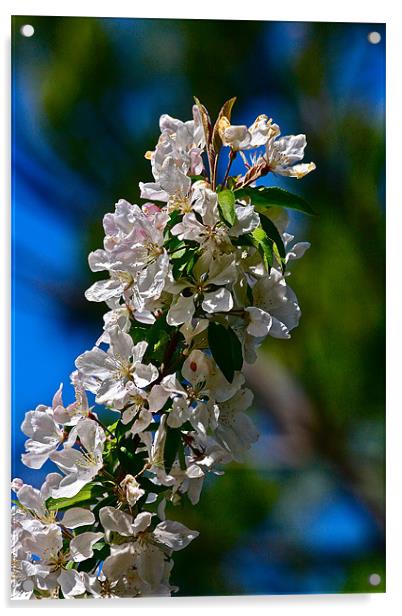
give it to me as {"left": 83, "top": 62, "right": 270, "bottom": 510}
{"left": 11, "top": 16, "right": 385, "bottom": 599}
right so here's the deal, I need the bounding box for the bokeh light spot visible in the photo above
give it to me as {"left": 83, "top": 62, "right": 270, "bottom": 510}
{"left": 368, "top": 31, "right": 381, "bottom": 44}
{"left": 369, "top": 573, "right": 381, "bottom": 586}
{"left": 20, "top": 24, "right": 35, "bottom": 38}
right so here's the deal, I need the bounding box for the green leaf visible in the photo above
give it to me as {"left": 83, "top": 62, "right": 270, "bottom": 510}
{"left": 129, "top": 323, "right": 151, "bottom": 345}
{"left": 164, "top": 427, "right": 182, "bottom": 474}
{"left": 235, "top": 186, "right": 316, "bottom": 215}
{"left": 152, "top": 330, "right": 171, "bottom": 364}
{"left": 250, "top": 227, "right": 274, "bottom": 272}
{"left": 46, "top": 484, "right": 106, "bottom": 511}
{"left": 91, "top": 493, "right": 118, "bottom": 516}
{"left": 178, "top": 442, "right": 187, "bottom": 470}
{"left": 185, "top": 250, "right": 198, "bottom": 276}
{"left": 171, "top": 247, "right": 186, "bottom": 260}
{"left": 65, "top": 561, "right": 76, "bottom": 570}
{"left": 117, "top": 442, "right": 147, "bottom": 475}
{"left": 258, "top": 215, "right": 285, "bottom": 260}
{"left": 226, "top": 176, "right": 239, "bottom": 190}
{"left": 167, "top": 238, "right": 187, "bottom": 260}
{"left": 92, "top": 541, "right": 106, "bottom": 551}
{"left": 258, "top": 214, "right": 286, "bottom": 272}
{"left": 114, "top": 417, "right": 134, "bottom": 441}
{"left": 130, "top": 314, "right": 176, "bottom": 367}
{"left": 190, "top": 174, "right": 205, "bottom": 182}
{"left": 208, "top": 321, "right": 243, "bottom": 383}
{"left": 218, "top": 189, "right": 236, "bottom": 226}
{"left": 171, "top": 246, "right": 199, "bottom": 280}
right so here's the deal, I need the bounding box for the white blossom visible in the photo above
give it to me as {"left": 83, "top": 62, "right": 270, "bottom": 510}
{"left": 75, "top": 325, "right": 158, "bottom": 409}
{"left": 20, "top": 386, "right": 65, "bottom": 469}
{"left": 218, "top": 114, "right": 272, "bottom": 150}
{"left": 85, "top": 199, "right": 170, "bottom": 315}
{"left": 49, "top": 418, "right": 106, "bottom": 498}
{"left": 215, "top": 388, "right": 259, "bottom": 461}
{"left": 12, "top": 99, "right": 313, "bottom": 599}
{"left": 262, "top": 123, "right": 316, "bottom": 179}
{"left": 252, "top": 268, "right": 301, "bottom": 339}
{"left": 166, "top": 254, "right": 237, "bottom": 326}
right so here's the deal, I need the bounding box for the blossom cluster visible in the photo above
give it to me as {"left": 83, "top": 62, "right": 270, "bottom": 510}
{"left": 11, "top": 98, "right": 315, "bottom": 599}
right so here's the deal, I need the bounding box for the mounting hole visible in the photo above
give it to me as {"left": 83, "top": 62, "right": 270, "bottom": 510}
{"left": 368, "top": 31, "right": 381, "bottom": 45}
{"left": 369, "top": 573, "right": 381, "bottom": 586}
{"left": 20, "top": 24, "right": 35, "bottom": 38}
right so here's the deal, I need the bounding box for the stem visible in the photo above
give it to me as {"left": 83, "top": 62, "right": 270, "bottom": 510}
{"left": 222, "top": 150, "right": 237, "bottom": 188}
{"left": 207, "top": 309, "right": 246, "bottom": 318}
{"left": 60, "top": 525, "right": 74, "bottom": 540}
{"left": 89, "top": 413, "right": 116, "bottom": 439}
{"left": 161, "top": 330, "right": 182, "bottom": 377}
{"left": 134, "top": 462, "right": 151, "bottom": 479}
{"left": 211, "top": 151, "right": 219, "bottom": 191}
{"left": 153, "top": 329, "right": 183, "bottom": 385}
{"left": 168, "top": 245, "right": 186, "bottom": 256}
{"left": 100, "top": 468, "right": 117, "bottom": 482}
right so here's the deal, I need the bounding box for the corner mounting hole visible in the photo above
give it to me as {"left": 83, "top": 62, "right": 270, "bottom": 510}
{"left": 368, "top": 31, "right": 381, "bottom": 44}
{"left": 369, "top": 573, "right": 381, "bottom": 586}
{"left": 20, "top": 24, "right": 35, "bottom": 38}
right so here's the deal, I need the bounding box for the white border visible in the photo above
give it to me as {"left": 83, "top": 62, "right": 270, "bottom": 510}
{"left": 1, "top": 1, "right": 401, "bottom": 614}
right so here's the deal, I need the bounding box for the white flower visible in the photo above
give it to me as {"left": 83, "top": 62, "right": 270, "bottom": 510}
{"left": 53, "top": 372, "right": 92, "bottom": 426}
{"left": 180, "top": 435, "right": 232, "bottom": 504}
{"left": 12, "top": 475, "right": 62, "bottom": 523}
{"left": 101, "top": 506, "right": 199, "bottom": 551}
{"left": 149, "top": 350, "right": 242, "bottom": 438}
{"left": 11, "top": 558, "right": 43, "bottom": 600}
{"left": 149, "top": 351, "right": 211, "bottom": 415}
{"left": 75, "top": 325, "right": 158, "bottom": 409}
{"left": 120, "top": 385, "right": 154, "bottom": 434}
{"left": 82, "top": 567, "right": 149, "bottom": 598}
{"left": 21, "top": 524, "right": 89, "bottom": 597}
{"left": 252, "top": 268, "right": 301, "bottom": 339}
{"left": 218, "top": 114, "right": 272, "bottom": 151}
{"left": 96, "top": 299, "right": 132, "bottom": 345}
{"left": 171, "top": 188, "right": 229, "bottom": 253}
{"left": 20, "top": 386, "right": 65, "bottom": 469}
{"left": 245, "top": 306, "right": 273, "bottom": 337}
{"left": 215, "top": 388, "right": 259, "bottom": 461}
{"left": 11, "top": 100, "right": 314, "bottom": 599}
{"left": 283, "top": 232, "right": 311, "bottom": 263}
{"left": 69, "top": 531, "right": 104, "bottom": 562}
{"left": 166, "top": 254, "right": 237, "bottom": 326}
{"left": 230, "top": 203, "right": 260, "bottom": 237}
{"left": 57, "top": 569, "right": 87, "bottom": 598}
{"left": 99, "top": 505, "right": 198, "bottom": 591}
{"left": 140, "top": 106, "right": 204, "bottom": 207}
{"left": 236, "top": 268, "right": 301, "bottom": 363}
{"left": 85, "top": 199, "right": 169, "bottom": 314}
{"left": 119, "top": 475, "right": 145, "bottom": 506}
{"left": 49, "top": 418, "right": 105, "bottom": 498}
{"left": 60, "top": 507, "right": 95, "bottom": 529}
{"left": 21, "top": 522, "right": 62, "bottom": 568}
{"left": 263, "top": 123, "right": 316, "bottom": 179}
{"left": 95, "top": 543, "right": 173, "bottom": 596}
{"left": 171, "top": 187, "right": 259, "bottom": 254}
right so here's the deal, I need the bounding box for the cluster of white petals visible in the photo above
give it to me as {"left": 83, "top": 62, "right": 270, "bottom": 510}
{"left": 12, "top": 98, "right": 314, "bottom": 599}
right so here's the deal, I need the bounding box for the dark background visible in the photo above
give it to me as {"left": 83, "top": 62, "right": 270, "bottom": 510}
{"left": 12, "top": 16, "right": 385, "bottom": 595}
